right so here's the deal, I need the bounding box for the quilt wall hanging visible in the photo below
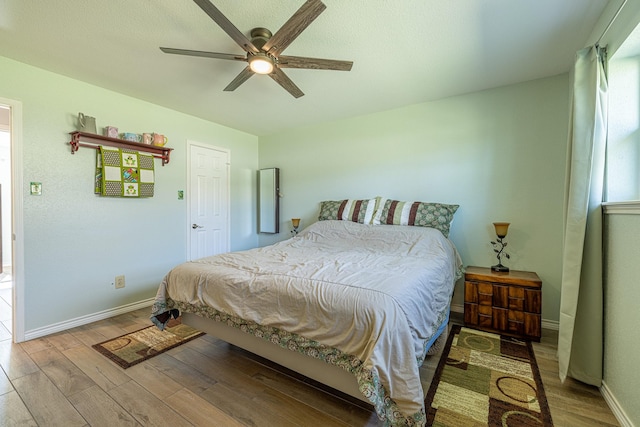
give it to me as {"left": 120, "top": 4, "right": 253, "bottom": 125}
{"left": 95, "top": 146, "right": 155, "bottom": 197}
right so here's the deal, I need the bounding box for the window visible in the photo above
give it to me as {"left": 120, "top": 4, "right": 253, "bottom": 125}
{"left": 607, "top": 23, "right": 640, "bottom": 202}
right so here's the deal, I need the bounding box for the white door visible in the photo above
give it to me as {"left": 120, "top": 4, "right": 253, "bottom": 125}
{"left": 188, "top": 142, "right": 230, "bottom": 261}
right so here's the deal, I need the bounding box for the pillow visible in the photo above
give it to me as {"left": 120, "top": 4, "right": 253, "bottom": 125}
{"left": 375, "top": 199, "right": 459, "bottom": 237}
{"left": 318, "top": 198, "right": 378, "bottom": 224}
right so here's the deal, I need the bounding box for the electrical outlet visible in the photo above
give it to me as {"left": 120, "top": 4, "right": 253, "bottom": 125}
{"left": 115, "top": 275, "right": 125, "bottom": 289}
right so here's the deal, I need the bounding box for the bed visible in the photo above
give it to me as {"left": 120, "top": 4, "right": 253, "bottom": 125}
{"left": 151, "top": 218, "right": 462, "bottom": 426}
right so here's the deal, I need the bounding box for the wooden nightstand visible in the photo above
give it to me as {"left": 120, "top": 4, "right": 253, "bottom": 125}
{"left": 464, "top": 266, "right": 542, "bottom": 341}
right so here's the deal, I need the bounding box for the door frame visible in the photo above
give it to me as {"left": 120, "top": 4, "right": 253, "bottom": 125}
{"left": 186, "top": 140, "right": 231, "bottom": 261}
{"left": 1, "top": 97, "right": 24, "bottom": 343}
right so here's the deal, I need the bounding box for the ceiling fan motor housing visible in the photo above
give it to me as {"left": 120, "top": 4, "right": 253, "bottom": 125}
{"left": 250, "top": 27, "right": 272, "bottom": 50}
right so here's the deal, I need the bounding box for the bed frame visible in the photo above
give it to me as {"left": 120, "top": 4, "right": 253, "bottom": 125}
{"left": 183, "top": 312, "right": 367, "bottom": 402}
{"left": 183, "top": 311, "right": 451, "bottom": 406}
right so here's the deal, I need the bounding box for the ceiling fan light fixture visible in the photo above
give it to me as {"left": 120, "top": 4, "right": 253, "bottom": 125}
{"left": 161, "top": 0, "right": 352, "bottom": 97}
{"left": 249, "top": 53, "right": 274, "bottom": 74}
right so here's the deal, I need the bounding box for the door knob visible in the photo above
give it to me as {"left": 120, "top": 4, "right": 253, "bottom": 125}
{"left": 192, "top": 224, "right": 203, "bottom": 229}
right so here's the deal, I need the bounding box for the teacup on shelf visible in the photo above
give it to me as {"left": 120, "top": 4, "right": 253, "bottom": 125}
{"left": 152, "top": 133, "right": 168, "bottom": 146}
{"left": 121, "top": 132, "right": 142, "bottom": 143}
{"left": 104, "top": 126, "right": 119, "bottom": 139}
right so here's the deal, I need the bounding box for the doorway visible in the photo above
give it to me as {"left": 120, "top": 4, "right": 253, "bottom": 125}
{"left": 0, "top": 98, "right": 24, "bottom": 343}
{"left": 0, "top": 106, "right": 11, "bottom": 341}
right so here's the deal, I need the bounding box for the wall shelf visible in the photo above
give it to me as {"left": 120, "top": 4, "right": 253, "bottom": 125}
{"left": 69, "top": 131, "right": 173, "bottom": 166}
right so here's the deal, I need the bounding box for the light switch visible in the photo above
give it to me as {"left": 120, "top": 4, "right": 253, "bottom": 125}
{"left": 30, "top": 182, "right": 42, "bottom": 195}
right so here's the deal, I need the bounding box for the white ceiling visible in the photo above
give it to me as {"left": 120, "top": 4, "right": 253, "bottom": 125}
{"left": 0, "top": 0, "right": 612, "bottom": 136}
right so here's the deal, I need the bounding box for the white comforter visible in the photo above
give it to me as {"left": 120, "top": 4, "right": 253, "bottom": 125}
{"left": 153, "top": 220, "right": 462, "bottom": 425}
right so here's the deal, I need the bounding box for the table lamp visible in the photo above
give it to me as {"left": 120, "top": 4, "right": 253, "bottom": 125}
{"left": 491, "top": 222, "right": 510, "bottom": 272}
{"left": 291, "top": 218, "right": 301, "bottom": 236}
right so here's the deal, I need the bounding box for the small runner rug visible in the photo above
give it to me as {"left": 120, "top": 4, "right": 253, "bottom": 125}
{"left": 92, "top": 318, "right": 204, "bottom": 369}
{"left": 425, "top": 325, "right": 553, "bottom": 426}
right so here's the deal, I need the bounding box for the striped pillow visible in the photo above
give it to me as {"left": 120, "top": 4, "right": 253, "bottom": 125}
{"left": 318, "top": 198, "right": 378, "bottom": 224}
{"left": 376, "top": 199, "right": 459, "bottom": 237}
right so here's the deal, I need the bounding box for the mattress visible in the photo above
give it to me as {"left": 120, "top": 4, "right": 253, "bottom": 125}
{"left": 152, "top": 220, "right": 462, "bottom": 426}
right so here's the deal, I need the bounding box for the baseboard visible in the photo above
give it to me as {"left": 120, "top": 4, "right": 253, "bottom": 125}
{"left": 450, "top": 303, "right": 464, "bottom": 314}
{"left": 541, "top": 318, "right": 559, "bottom": 331}
{"left": 451, "top": 303, "right": 560, "bottom": 331}
{"left": 23, "top": 298, "right": 155, "bottom": 342}
{"left": 601, "top": 381, "right": 634, "bottom": 427}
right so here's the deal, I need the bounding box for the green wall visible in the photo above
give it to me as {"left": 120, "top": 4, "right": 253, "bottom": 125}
{"left": 604, "top": 213, "right": 640, "bottom": 425}
{"left": 0, "top": 55, "right": 259, "bottom": 332}
{"left": 258, "top": 74, "right": 569, "bottom": 323}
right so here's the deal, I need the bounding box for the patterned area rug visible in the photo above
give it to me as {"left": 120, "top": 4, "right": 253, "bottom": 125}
{"left": 92, "top": 318, "right": 204, "bottom": 369}
{"left": 425, "top": 325, "right": 553, "bottom": 426}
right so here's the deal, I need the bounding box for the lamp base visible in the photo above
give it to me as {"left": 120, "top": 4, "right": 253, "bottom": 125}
{"left": 491, "top": 264, "right": 509, "bottom": 272}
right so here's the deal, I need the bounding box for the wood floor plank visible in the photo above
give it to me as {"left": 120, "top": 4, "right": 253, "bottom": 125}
{"left": 0, "top": 366, "right": 13, "bottom": 395}
{"left": 145, "top": 352, "right": 218, "bottom": 395}
{"left": 19, "top": 336, "right": 54, "bottom": 355}
{"left": 68, "top": 385, "right": 140, "bottom": 427}
{"left": 172, "top": 346, "right": 269, "bottom": 398}
{"left": 124, "top": 360, "right": 184, "bottom": 400}
{"left": 549, "top": 410, "right": 619, "bottom": 427}
{"left": 108, "top": 310, "right": 152, "bottom": 334}
{"left": 86, "top": 320, "right": 131, "bottom": 341}
{"left": 30, "top": 347, "right": 96, "bottom": 396}
{"left": 62, "top": 345, "right": 131, "bottom": 392}
{"left": 0, "top": 295, "right": 11, "bottom": 322}
{"left": 12, "top": 371, "right": 87, "bottom": 426}
{"left": 107, "top": 380, "right": 192, "bottom": 426}
{"left": 45, "top": 330, "right": 84, "bottom": 352}
{"left": 251, "top": 386, "right": 354, "bottom": 426}
{"left": 182, "top": 337, "right": 265, "bottom": 377}
{"left": 0, "top": 341, "right": 39, "bottom": 380}
{"left": 164, "top": 388, "right": 246, "bottom": 427}
{"left": 543, "top": 385, "right": 620, "bottom": 426}
{"left": 0, "top": 390, "right": 38, "bottom": 427}
{"left": 68, "top": 324, "right": 110, "bottom": 347}
{"left": 249, "top": 368, "right": 374, "bottom": 425}
{"left": 0, "top": 323, "right": 10, "bottom": 342}
{"left": 201, "top": 381, "right": 301, "bottom": 427}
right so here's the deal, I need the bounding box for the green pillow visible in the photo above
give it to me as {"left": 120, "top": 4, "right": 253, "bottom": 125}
{"left": 318, "top": 198, "right": 378, "bottom": 224}
{"left": 376, "top": 199, "right": 459, "bottom": 237}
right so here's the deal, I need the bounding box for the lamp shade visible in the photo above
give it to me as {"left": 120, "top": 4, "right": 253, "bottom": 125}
{"left": 493, "top": 222, "right": 510, "bottom": 238}
{"left": 291, "top": 218, "right": 301, "bottom": 228}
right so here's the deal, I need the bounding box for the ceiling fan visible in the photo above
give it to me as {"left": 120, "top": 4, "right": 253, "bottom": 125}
{"left": 160, "top": 0, "right": 353, "bottom": 98}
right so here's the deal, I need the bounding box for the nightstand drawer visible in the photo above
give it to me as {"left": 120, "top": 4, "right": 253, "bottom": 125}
{"left": 508, "top": 310, "right": 524, "bottom": 335}
{"left": 478, "top": 304, "right": 493, "bottom": 316}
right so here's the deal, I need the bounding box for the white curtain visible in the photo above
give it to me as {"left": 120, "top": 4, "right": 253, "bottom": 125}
{"left": 558, "top": 45, "right": 607, "bottom": 386}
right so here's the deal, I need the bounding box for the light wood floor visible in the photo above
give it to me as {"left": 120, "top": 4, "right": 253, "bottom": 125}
{"left": 0, "top": 308, "right": 620, "bottom": 426}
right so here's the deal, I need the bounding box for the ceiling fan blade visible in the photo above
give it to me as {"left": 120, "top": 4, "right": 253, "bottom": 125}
{"left": 224, "top": 66, "right": 255, "bottom": 92}
{"left": 262, "top": 0, "right": 326, "bottom": 56}
{"left": 269, "top": 68, "right": 304, "bottom": 98}
{"left": 192, "top": 0, "right": 259, "bottom": 54}
{"left": 277, "top": 55, "right": 352, "bottom": 71}
{"left": 160, "top": 47, "right": 245, "bottom": 62}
